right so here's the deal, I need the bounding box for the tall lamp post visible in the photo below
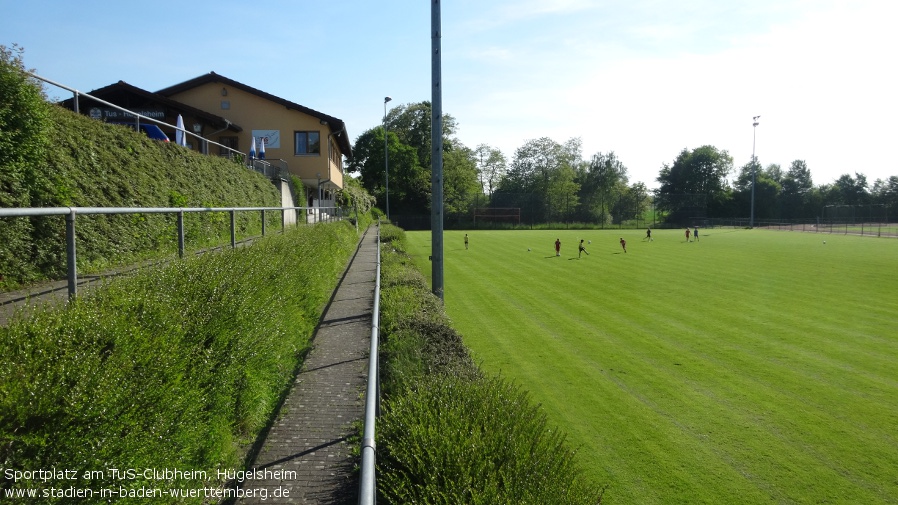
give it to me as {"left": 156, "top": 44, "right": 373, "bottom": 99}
{"left": 384, "top": 96, "right": 392, "bottom": 221}
{"left": 750, "top": 115, "right": 760, "bottom": 228}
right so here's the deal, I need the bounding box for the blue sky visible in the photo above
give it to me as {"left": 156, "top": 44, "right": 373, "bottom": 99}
{"left": 3, "top": 0, "right": 896, "bottom": 189}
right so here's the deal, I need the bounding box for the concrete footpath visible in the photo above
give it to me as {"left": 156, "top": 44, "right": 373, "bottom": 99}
{"left": 237, "top": 225, "right": 378, "bottom": 504}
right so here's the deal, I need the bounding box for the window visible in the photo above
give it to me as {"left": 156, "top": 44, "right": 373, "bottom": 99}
{"left": 294, "top": 131, "right": 321, "bottom": 155}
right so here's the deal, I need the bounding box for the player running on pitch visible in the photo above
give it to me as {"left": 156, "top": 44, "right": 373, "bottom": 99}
{"left": 620, "top": 237, "right": 627, "bottom": 253}
{"left": 579, "top": 239, "right": 589, "bottom": 258}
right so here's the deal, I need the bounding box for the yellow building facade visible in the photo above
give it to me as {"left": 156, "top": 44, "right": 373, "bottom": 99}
{"left": 157, "top": 72, "right": 351, "bottom": 203}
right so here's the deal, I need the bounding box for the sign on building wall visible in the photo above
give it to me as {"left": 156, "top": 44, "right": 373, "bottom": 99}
{"left": 89, "top": 107, "right": 166, "bottom": 120}
{"left": 252, "top": 130, "right": 280, "bottom": 149}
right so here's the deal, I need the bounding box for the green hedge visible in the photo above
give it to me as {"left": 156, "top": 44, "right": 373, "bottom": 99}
{"left": 375, "top": 225, "right": 604, "bottom": 504}
{"left": 0, "top": 221, "right": 359, "bottom": 503}
{"left": 0, "top": 45, "right": 51, "bottom": 289}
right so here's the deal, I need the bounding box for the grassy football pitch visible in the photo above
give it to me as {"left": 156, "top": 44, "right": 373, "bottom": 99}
{"left": 404, "top": 228, "right": 898, "bottom": 505}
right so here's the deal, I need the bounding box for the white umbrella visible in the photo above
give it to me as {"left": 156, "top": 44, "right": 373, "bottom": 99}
{"left": 249, "top": 136, "right": 257, "bottom": 159}
{"left": 259, "top": 137, "right": 265, "bottom": 160}
{"left": 175, "top": 114, "right": 187, "bottom": 147}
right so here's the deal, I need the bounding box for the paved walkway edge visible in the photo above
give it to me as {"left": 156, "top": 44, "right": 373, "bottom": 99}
{"left": 237, "top": 225, "right": 378, "bottom": 504}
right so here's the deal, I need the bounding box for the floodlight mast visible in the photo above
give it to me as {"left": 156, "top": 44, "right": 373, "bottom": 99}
{"left": 750, "top": 116, "right": 760, "bottom": 228}
{"left": 384, "top": 96, "right": 392, "bottom": 221}
{"left": 431, "top": 1, "right": 444, "bottom": 301}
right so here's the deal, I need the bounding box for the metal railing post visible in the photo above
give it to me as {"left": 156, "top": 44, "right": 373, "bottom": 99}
{"left": 261, "top": 209, "right": 266, "bottom": 236}
{"left": 230, "top": 210, "right": 237, "bottom": 248}
{"left": 66, "top": 210, "right": 77, "bottom": 298}
{"left": 177, "top": 210, "right": 185, "bottom": 258}
{"left": 2, "top": 205, "right": 316, "bottom": 298}
{"left": 359, "top": 221, "right": 382, "bottom": 505}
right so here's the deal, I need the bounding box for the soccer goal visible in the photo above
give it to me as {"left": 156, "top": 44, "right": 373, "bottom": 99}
{"left": 473, "top": 207, "right": 521, "bottom": 226}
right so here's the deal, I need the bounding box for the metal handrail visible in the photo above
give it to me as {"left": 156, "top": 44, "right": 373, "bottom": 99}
{"left": 250, "top": 158, "right": 290, "bottom": 180}
{"left": 0, "top": 205, "right": 344, "bottom": 298}
{"left": 29, "top": 71, "right": 244, "bottom": 159}
{"left": 358, "top": 221, "right": 381, "bottom": 505}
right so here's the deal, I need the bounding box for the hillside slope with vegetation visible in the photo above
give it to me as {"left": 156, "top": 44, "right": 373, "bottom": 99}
{"left": 1, "top": 221, "right": 363, "bottom": 502}
{"left": 1, "top": 46, "right": 283, "bottom": 290}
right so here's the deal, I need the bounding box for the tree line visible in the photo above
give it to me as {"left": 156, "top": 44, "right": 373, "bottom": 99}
{"left": 348, "top": 101, "right": 898, "bottom": 226}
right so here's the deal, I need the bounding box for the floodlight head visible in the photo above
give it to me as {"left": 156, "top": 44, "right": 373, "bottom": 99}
{"left": 384, "top": 96, "right": 392, "bottom": 103}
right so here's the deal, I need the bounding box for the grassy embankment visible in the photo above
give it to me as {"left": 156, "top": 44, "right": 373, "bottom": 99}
{"left": 404, "top": 228, "right": 898, "bottom": 504}
{"left": 1, "top": 85, "right": 286, "bottom": 290}
{"left": 0, "top": 219, "right": 364, "bottom": 502}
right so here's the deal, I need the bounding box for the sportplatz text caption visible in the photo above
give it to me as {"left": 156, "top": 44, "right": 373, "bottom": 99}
{"left": 2, "top": 467, "right": 295, "bottom": 500}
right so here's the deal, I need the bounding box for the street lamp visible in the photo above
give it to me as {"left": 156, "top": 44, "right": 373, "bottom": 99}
{"left": 384, "top": 96, "right": 392, "bottom": 221}
{"left": 750, "top": 115, "right": 760, "bottom": 228}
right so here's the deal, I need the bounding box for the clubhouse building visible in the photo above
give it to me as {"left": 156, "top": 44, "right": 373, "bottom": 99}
{"left": 60, "top": 72, "right": 351, "bottom": 208}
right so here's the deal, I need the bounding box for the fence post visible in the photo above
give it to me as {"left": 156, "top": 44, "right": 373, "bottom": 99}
{"left": 177, "top": 210, "right": 185, "bottom": 258}
{"left": 261, "top": 209, "right": 267, "bottom": 236}
{"left": 230, "top": 210, "right": 237, "bottom": 248}
{"left": 66, "top": 210, "right": 77, "bottom": 298}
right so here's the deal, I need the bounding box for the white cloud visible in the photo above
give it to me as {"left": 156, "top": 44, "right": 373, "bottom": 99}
{"left": 454, "top": 0, "right": 898, "bottom": 187}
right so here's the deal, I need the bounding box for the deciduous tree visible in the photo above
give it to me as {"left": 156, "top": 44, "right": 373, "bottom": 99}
{"left": 781, "top": 160, "right": 814, "bottom": 218}
{"left": 655, "top": 145, "right": 733, "bottom": 222}
{"left": 473, "top": 144, "right": 506, "bottom": 196}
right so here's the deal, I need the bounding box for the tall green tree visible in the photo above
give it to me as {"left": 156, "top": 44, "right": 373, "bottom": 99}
{"left": 829, "top": 173, "right": 870, "bottom": 205}
{"left": 495, "top": 137, "right": 582, "bottom": 223}
{"left": 733, "top": 162, "right": 781, "bottom": 220}
{"left": 349, "top": 101, "right": 479, "bottom": 218}
{"left": 442, "top": 146, "right": 481, "bottom": 216}
{"left": 871, "top": 176, "right": 898, "bottom": 210}
{"left": 656, "top": 145, "right": 733, "bottom": 222}
{"left": 765, "top": 163, "right": 784, "bottom": 185}
{"left": 628, "top": 182, "right": 651, "bottom": 226}
{"left": 550, "top": 163, "right": 580, "bottom": 222}
{"left": 577, "top": 151, "right": 629, "bottom": 224}
{"left": 385, "top": 101, "right": 457, "bottom": 171}
{"left": 473, "top": 144, "right": 507, "bottom": 196}
{"left": 347, "top": 127, "right": 425, "bottom": 214}
{"left": 781, "top": 160, "right": 814, "bottom": 218}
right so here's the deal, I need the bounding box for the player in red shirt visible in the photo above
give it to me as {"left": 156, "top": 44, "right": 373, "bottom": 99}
{"left": 555, "top": 238, "right": 561, "bottom": 257}
{"left": 619, "top": 237, "right": 627, "bottom": 253}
